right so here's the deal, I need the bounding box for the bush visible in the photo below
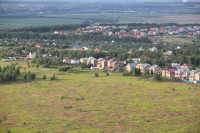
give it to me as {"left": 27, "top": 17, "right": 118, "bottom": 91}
{"left": 43, "top": 75, "right": 46, "bottom": 80}
{"left": 123, "top": 70, "right": 131, "bottom": 76}
{"left": 59, "top": 67, "right": 71, "bottom": 72}
{"left": 106, "top": 72, "right": 109, "bottom": 76}
{"left": 64, "top": 106, "right": 72, "bottom": 109}
{"left": 61, "top": 96, "right": 65, "bottom": 100}
{"left": 95, "top": 73, "right": 98, "bottom": 77}
{"left": 153, "top": 73, "right": 162, "bottom": 81}
{"left": 76, "top": 97, "right": 85, "bottom": 100}
{"left": 43, "top": 63, "right": 49, "bottom": 68}
{"left": 81, "top": 63, "right": 92, "bottom": 69}
{"left": 50, "top": 75, "right": 56, "bottom": 80}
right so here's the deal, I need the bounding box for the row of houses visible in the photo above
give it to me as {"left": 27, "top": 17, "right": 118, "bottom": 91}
{"left": 77, "top": 25, "right": 128, "bottom": 32}
{"left": 126, "top": 61, "right": 200, "bottom": 83}
{"left": 77, "top": 25, "right": 200, "bottom": 38}
{"left": 63, "top": 56, "right": 119, "bottom": 70}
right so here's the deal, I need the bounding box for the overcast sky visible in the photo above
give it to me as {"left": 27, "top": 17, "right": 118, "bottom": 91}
{"left": 3, "top": 0, "right": 200, "bottom": 2}
{"left": 2, "top": 0, "right": 200, "bottom": 3}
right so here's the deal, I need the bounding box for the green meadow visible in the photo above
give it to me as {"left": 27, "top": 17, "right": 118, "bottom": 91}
{"left": 0, "top": 61, "right": 200, "bottom": 132}
{"left": 1, "top": 13, "right": 200, "bottom": 29}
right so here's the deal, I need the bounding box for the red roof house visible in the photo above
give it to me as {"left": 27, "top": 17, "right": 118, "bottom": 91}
{"left": 162, "top": 68, "right": 177, "bottom": 79}
{"left": 94, "top": 47, "right": 100, "bottom": 52}
{"left": 59, "top": 31, "right": 64, "bottom": 35}
{"left": 35, "top": 44, "right": 43, "bottom": 48}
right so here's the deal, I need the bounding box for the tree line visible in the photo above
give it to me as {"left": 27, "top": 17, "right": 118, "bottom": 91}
{"left": 0, "top": 32, "right": 152, "bottom": 43}
{"left": 0, "top": 64, "right": 20, "bottom": 82}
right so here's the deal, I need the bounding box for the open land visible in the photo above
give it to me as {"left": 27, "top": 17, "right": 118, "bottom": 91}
{"left": 1, "top": 13, "right": 200, "bottom": 29}
{"left": 0, "top": 61, "right": 200, "bottom": 132}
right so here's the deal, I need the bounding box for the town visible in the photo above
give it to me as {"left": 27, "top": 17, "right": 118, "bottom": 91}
{"left": 2, "top": 42, "right": 199, "bottom": 83}
{"left": 77, "top": 25, "right": 200, "bottom": 40}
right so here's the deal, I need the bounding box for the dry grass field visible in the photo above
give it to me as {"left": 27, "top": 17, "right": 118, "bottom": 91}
{"left": 158, "top": 35, "right": 195, "bottom": 44}
{"left": 0, "top": 61, "right": 200, "bottom": 132}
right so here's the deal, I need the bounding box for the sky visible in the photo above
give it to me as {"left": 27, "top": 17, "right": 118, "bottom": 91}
{"left": 2, "top": 0, "right": 200, "bottom": 3}
{"left": 3, "top": 0, "right": 200, "bottom": 2}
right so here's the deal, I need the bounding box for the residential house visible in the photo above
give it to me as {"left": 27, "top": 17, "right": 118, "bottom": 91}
{"left": 78, "top": 48, "right": 85, "bottom": 51}
{"left": 87, "top": 57, "right": 95, "bottom": 65}
{"left": 107, "top": 59, "right": 113, "bottom": 69}
{"left": 97, "top": 58, "right": 104, "bottom": 68}
{"left": 59, "top": 31, "right": 64, "bottom": 35}
{"left": 104, "top": 56, "right": 112, "bottom": 61}
{"left": 163, "top": 51, "right": 173, "bottom": 56}
{"left": 181, "top": 63, "right": 193, "bottom": 69}
{"left": 54, "top": 31, "right": 59, "bottom": 34}
{"left": 149, "top": 47, "right": 158, "bottom": 52}
{"left": 149, "top": 65, "right": 162, "bottom": 74}
{"left": 35, "top": 44, "right": 43, "bottom": 48}
{"left": 175, "top": 68, "right": 191, "bottom": 80}
{"left": 94, "top": 47, "right": 100, "bottom": 52}
{"left": 195, "top": 72, "right": 200, "bottom": 82}
{"left": 162, "top": 68, "right": 176, "bottom": 79}
{"left": 138, "top": 55, "right": 150, "bottom": 63}
{"left": 90, "top": 58, "right": 98, "bottom": 67}
{"left": 139, "top": 47, "right": 144, "bottom": 51}
{"left": 101, "top": 59, "right": 107, "bottom": 68}
{"left": 80, "top": 58, "right": 88, "bottom": 64}
{"left": 132, "top": 58, "right": 139, "bottom": 64}
{"left": 126, "top": 63, "right": 137, "bottom": 72}
{"left": 189, "top": 70, "right": 197, "bottom": 82}
{"left": 63, "top": 57, "right": 71, "bottom": 64}
{"left": 83, "top": 46, "right": 90, "bottom": 50}
{"left": 171, "top": 63, "right": 181, "bottom": 69}
{"left": 27, "top": 52, "right": 36, "bottom": 59}
{"left": 71, "top": 58, "right": 80, "bottom": 65}
{"left": 136, "top": 63, "right": 151, "bottom": 74}
{"left": 128, "top": 49, "right": 133, "bottom": 54}
{"left": 110, "top": 61, "right": 119, "bottom": 70}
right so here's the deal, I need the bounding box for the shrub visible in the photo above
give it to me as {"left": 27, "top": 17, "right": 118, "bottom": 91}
{"left": 61, "top": 96, "right": 65, "bottom": 100}
{"left": 106, "top": 72, "right": 109, "bottom": 76}
{"left": 43, "top": 75, "right": 46, "bottom": 80}
{"left": 59, "top": 67, "right": 71, "bottom": 72}
{"left": 64, "top": 106, "right": 72, "bottom": 109}
{"left": 50, "top": 75, "right": 56, "bottom": 80}
{"left": 95, "top": 73, "right": 98, "bottom": 77}
{"left": 76, "top": 97, "right": 85, "bottom": 100}
{"left": 153, "top": 73, "right": 162, "bottom": 81}
{"left": 123, "top": 70, "right": 131, "bottom": 76}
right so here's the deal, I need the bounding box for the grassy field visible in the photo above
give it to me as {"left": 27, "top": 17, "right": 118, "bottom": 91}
{"left": 158, "top": 35, "right": 195, "bottom": 44}
{"left": 1, "top": 13, "right": 200, "bottom": 29}
{"left": 0, "top": 61, "right": 200, "bottom": 132}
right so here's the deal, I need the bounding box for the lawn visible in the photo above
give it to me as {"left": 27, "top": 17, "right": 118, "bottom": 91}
{"left": 0, "top": 61, "right": 200, "bottom": 132}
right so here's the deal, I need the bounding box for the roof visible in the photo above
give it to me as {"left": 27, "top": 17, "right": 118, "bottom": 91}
{"left": 172, "top": 63, "right": 180, "bottom": 66}
{"left": 141, "top": 63, "right": 151, "bottom": 68}
{"left": 128, "top": 63, "right": 137, "bottom": 68}
{"left": 182, "top": 63, "right": 193, "bottom": 67}
{"left": 98, "top": 58, "right": 104, "bottom": 61}
{"left": 149, "top": 65, "right": 159, "bottom": 70}
{"left": 175, "top": 68, "right": 190, "bottom": 73}
{"left": 81, "top": 58, "right": 88, "bottom": 61}
{"left": 72, "top": 57, "right": 79, "bottom": 60}
{"left": 139, "top": 55, "right": 150, "bottom": 60}
{"left": 196, "top": 72, "right": 200, "bottom": 75}
{"left": 167, "top": 51, "right": 173, "bottom": 54}
{"left": 166, "top": 68, "right": 176, "bottom": 73}
{"left": 111, "top": 61, "right": 117, "bottom": 64}
{"left": 107, "top": 59, "right": 113, "bottom": 63}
